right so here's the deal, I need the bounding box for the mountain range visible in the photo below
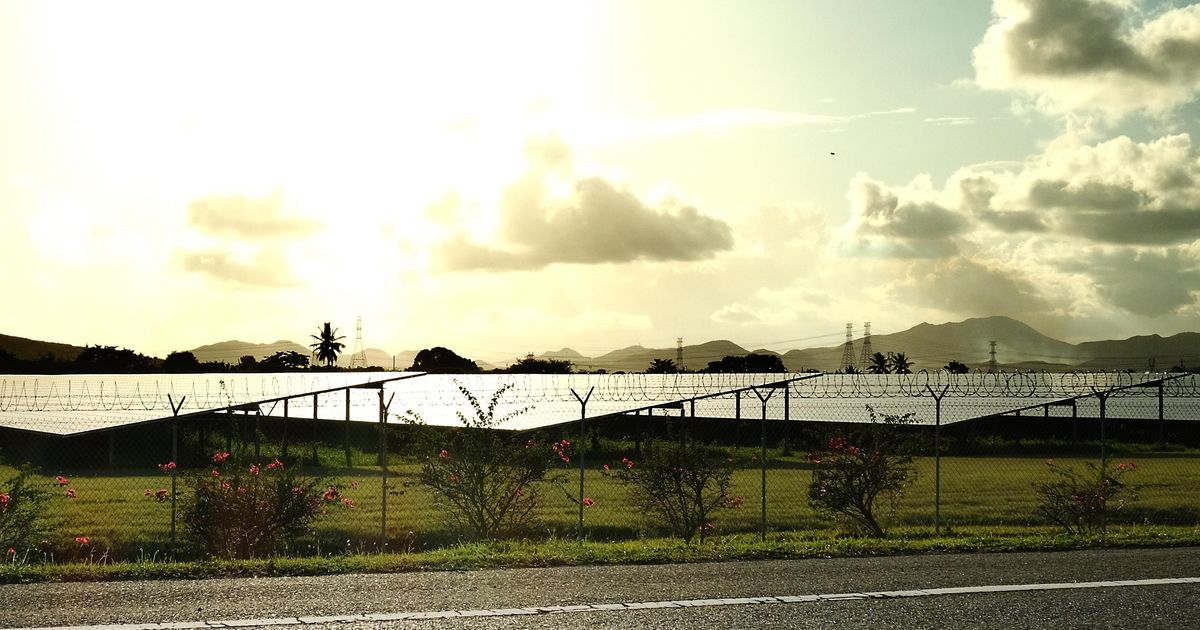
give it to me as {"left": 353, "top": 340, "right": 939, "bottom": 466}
{"left": 3, "top": 316, "right": 1199, "bottom": 373}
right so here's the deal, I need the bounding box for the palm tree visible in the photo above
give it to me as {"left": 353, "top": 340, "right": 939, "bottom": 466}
{"left": 309, "top": 322, "right": 346, "bottom": 367}
{"left": 867, "top": 352, "right": 891, "bottom": 374}
{"left": 888, "top": 352, "right": 913, "bottom": 375}
{"left": 647, "top": 358, "right": 679, "bottom": 374}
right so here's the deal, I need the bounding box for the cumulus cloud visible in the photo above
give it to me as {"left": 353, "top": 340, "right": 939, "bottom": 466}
{"left": 711, "top": 303, "right": 762, "bottom": 325}
{"left": 434, "top": 140, "right": 733, "bottom": 271}
{"left": 181, "top": 190, "right": 318, "bottom": 287}
{"left": 892, "top": 258, "right": 1048, "bottom": 317}
{"left": 1061, "top": 248, "right": 1200, "bottom": 315}
{"left": 187, "top": 191, "right": 320, "bottom": 239}
{"left": 838, "top": 130, "right": 1200, "bottom": 318}
{"left": 179, "top": 249, "right": 300, "bottom": 287}
{"left": 841, "top": 174, "right": 970, "bottom": 258}
{"left": 974, "top": 0, "right": 1200, "bottom": 117}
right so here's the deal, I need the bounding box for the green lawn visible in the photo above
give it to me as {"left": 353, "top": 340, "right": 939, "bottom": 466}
{"left": 5, "top": 450, "right": 1198, "bottom": 560}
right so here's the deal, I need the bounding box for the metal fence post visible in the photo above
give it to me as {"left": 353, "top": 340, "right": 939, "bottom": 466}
{"left": 345, "top": 388, "right": 352, "bottom": 468}
{"left": 751, "top": 386, "right": 775, "bottom": 542}
{"left": 927, "top": 385, "right": 948, "bottom": 535}
{"left": 167, "top": 394, "right": 185, "bottom": 556}
{"left": 378, "top": 388, "right": 394, "bottom": 546}
{"left": 571, "top": 387, "right": 594, "bottom": 542}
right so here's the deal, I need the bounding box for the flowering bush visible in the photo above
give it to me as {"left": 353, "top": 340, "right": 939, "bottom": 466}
{"left": 613, "top": 441, "right": 737, "bottom": 543}
{"left": 807, "top": 407, "right": 918, "bottom": 537}
{"left": 177, "top": 454, "right": 342, "bottom": 559}
{"left": 0, "top": 466, "right": 50, "bottom": 554}
{"left": 409, "top": 383, "right": 563, "bottom": 540}
{"left": 1033, "top": 459, "right": 1139, "bottom": 535}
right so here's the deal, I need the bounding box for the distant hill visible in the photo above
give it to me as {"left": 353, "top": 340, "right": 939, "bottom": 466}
{"left": 189, "top": 340, "right": 311, "bottom": 365}
{"left": 781, "top": 316, "right": 1079, "bottom": 372}
{"left": 8, "top": 315, "right": 1200, "bottom": 375}
{"left": 0, "top": 333, "right": 89, "bottom": 361}
{"left": 1075, "top": 333, "right": 1200, "bottom": 370}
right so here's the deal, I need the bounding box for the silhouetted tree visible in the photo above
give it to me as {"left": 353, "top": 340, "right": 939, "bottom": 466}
{"left": 309, "top": 323, "right": 345, "bottom": 367}
{"left": 260, "top": 350, "right": 310, "bottom": 371}
{"left": 237, "top": 355, "right": 259, "bottom": 371}
{"left": 944, "top": 360, "right": 969, "bottom": 374}
{"left": 163, "top": 351, "right": 202, "bottom": 373}
{"left": 867, "top": 352, "right": 890, "bottom": 374}
{"left": 408, "top": 347, "right": 482, "bottom": 373}
{"left": 702, "top": 353, "right": 786, "bottom": 373}
{"left": 888, "top": 352, "right": 913, "bottom": 375}
{"left": 646, "top": 358, "right": 679, "bottom": 374}
{"left": 73, "top": 345, "right": 156, "bottom": 373}
{"left": 507, "top": 357, "right": 573, "bottom": 374}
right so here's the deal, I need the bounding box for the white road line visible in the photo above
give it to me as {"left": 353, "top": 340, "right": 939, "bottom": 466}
{"left": 9, "top": 576, "right": 1200, "bottom": 630}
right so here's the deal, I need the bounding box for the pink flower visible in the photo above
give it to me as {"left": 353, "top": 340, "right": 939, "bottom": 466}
{"left": 0, "top": 493, "right": 10, "bottom": 508}
{"left": 75, "top": 536, "right": 89, "bottom": 545}
{"left": 212, "top": 451, "right": 230, "bottom": 463}
{"left": 155, "top": 488, "right": 169, "bottom": 502}
{"left": 65, "top": 488, "right": 77, "bottom": 499}
{"left": 601, "top": 464, "right": 610, "bottom": 475}
{"left": 55, "top": 475, "right": 69, "bottom": 486}
{"left": 582, "top": 496, "right": 594, "bottom": 507}
{"left": 211, "top": 469, "right": 220, "bottom": 478}
{"left": 341, "top": 498, "right": 356, "bottom": 508}
{"left": 292, "top": 486, "right": 303, "bottom": 494}
{"left": 350, "top": 479, "right": 359, "bottom": 489}
{"left": 248, "top": 464, "right": 261, "bottom": 476}
{"left": 439, "top": 449, "right": 450, "bottom": 459}
{"left": 621, "top": 457, "right": 635, "bottom": 470}
{"left": 724, "top": 495, "right": 744, "bottom": 509}
{"left": 158, "top": 461, "right": 176, "bottom": 472}
{"left": 144, "top": 488, "right": 153, "bottom": 497}
{"left": 221, "top": 481, "right": 231, "bottom": 491}
{"left": 6, "top": 547, "right": 14, "bottom": 557}
{"left": 267, "top": 458, "right": 284, "bottom": 471}
{"left": 322, "top": 487, "right": 341, "bottom": 502}
{"left": 515, "top": 487, "right": 524, "bottom": 497}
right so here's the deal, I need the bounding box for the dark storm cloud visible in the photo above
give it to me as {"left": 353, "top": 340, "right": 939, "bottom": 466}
{"left": 187, "top": 191, "right": 319, "bottom": 239}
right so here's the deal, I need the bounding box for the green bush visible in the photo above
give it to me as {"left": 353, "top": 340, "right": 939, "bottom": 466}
{"left": 0, "top": 466, "right": 51, "bottom": 556}
{"left": 409, "top": 383, "right": 567, "bottom": 540}
{"left": 614, "top": 441, "right": 738, "bottom": 543}
{"left": 808, "top": 407, "right": 918, "bottom": 537}
{"left": 1033, "top": 459, "right": 1138, "bottom": 534}
{"left": 178, "top": 453, "right": 340, "bottom": 559}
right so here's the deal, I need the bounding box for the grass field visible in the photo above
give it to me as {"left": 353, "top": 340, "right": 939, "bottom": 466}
{"left": 5, "top": 444, "right": 1199, "bottom": 561}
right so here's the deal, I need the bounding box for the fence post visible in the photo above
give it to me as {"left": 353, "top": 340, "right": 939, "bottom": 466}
{"left": 167, "top": 394, "right": 185, "bottom": 556}
{"left": 571, "top": 387, "right": 594, "bottom": 542}
{"left": 1158, "top": 381, "right": 1165, "bottom": 446}
{"left": 345, "top": 388, "right": 352, "bottom": 468}
{"left": 926, "top": 385, "right": 948, "bottom": 535}
{"left": 752, "top": 386, "right": 775, "bottom": 542}
{"left": 312, "top": 394, "right": 319, "bottom": 465}
{"left": 282, "top": 398, "right": 290, "bottom": 458}
{"left": 378, "top": 388, "right": 394, "bottom": 546}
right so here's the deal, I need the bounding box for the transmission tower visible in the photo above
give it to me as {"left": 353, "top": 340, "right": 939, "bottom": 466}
{"left": 841, "top": 323, "right": 856, "bottom": 372}
{"left": 676, "top": 337, "right": 684, "bottom": 370}
{"left": 858, "top": 321, "right": 873, "bottom": 367}
{"left": 350, "top": 316, "right": 366, "bottom": 369}
{"left": 988, "top": 340, "right": 997, "bottom": 374}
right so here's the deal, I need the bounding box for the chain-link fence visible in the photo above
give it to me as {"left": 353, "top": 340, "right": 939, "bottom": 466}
{"left": 1, "top": 372, "right": 1197, "bottom": 561}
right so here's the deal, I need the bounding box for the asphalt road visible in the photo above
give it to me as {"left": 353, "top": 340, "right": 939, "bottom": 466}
{"left": 2, "top": 547, "right": 1199, "bottom": 629}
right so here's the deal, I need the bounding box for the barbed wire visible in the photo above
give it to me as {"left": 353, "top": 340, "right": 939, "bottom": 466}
{"left": 2, "top": 371, "right": 1196, "bottom": 417}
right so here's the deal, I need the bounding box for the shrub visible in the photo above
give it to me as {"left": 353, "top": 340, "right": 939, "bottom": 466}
{"left": 807, "top": 407, "right": 918, "bottom": 537}
{"left": 409, "top": 383, "right": 565, "bottom": 540}
{"left": 0, "top": 466, "right": 51, "bottom": 555}
{"left": 614, "top": 441, "right": 738, "bottom": 543}
{"left": 177, "top": 453, "right": 342, "bottom": 559}
{"left": 1033, "top": 459, "right": 1138, "bottom": 535}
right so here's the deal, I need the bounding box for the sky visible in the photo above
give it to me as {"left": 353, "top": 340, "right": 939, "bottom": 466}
{"left": 4, "top": 0, "right": 1200, "bottom": 365}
